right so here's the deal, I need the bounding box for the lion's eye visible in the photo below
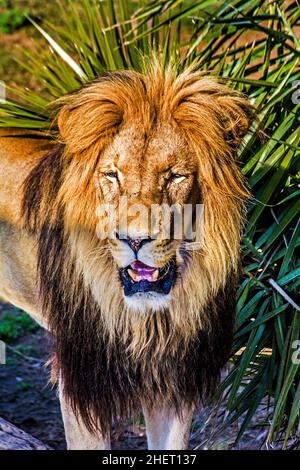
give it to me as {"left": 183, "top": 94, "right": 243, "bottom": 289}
{"left": 105, "top": 171, "right": 118, "bottom": 182}
{"left": 171, "top": 174, "right": 186, "bottom": 184}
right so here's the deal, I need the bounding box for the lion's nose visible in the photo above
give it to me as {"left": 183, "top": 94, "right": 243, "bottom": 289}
{"left": 116, "top": 233, "right": 152, "bottom": 254}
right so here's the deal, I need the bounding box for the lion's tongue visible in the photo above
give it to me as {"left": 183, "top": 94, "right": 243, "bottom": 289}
{"left": 128, "top": 261, "right": 159, "bottom": 282}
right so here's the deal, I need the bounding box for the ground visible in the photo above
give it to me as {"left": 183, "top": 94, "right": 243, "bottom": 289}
{"left": 0, "top": 303, "right": 280, "bottom": 450}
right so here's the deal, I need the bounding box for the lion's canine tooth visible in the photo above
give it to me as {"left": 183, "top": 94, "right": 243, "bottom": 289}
{"left": 152, "top": 269, "right": 159, "bottom": 281}
{"left": 127, "top": 268, "right": 137, "bottom": 281}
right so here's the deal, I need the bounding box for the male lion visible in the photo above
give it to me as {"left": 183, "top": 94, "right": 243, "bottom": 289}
{"left": 0, "top": 61, "right": 252, "bottom": 449}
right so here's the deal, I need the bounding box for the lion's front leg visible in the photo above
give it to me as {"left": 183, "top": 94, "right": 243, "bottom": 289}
{"left": 59, "top": 381, "right": 111, "bottom": 450}
{"left": 143, "top": 405, "right": 194, "bottom": 450}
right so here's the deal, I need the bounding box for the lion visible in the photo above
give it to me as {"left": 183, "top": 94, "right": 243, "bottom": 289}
{"left": 0, "top": 60, "right": 253, "bottom": 450}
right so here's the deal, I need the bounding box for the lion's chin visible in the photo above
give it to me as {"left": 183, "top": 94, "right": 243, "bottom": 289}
{"left": 123, "top": 291, "right": 172, "bottom": 313}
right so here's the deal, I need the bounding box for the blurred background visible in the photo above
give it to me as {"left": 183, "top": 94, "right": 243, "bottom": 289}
{"left": 0, "top": 0, "right": 299, "bottom": 450}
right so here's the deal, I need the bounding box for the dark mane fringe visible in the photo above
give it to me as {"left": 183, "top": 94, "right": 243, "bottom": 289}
{"left": 51, "top": 276, "right": 236, "bottom": 435}
{"left": 22, "top": 143, "right": 65, "bottom": 233}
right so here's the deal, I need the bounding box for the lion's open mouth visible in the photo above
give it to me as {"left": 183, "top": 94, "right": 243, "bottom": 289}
{"left": 119, "top": 259, "right": 176, "bottom": 296}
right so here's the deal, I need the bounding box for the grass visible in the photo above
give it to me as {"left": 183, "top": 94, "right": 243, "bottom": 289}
{"left": 0, "top": 7, "right": 29, "bottom": 34}
{"left": 0, "top": 308, "right": 39, "bottom": 343}
{"left": 16, "top": 380, "right": 33, "bottom": 391}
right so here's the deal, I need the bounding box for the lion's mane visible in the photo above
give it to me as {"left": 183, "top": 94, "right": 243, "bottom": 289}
{"left": 22, "top": 60, "right": 253, "bottom": 435}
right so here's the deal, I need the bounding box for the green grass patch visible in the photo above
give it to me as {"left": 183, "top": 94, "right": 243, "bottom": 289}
{"left": 0, "top": 7, "right": 29, "bottom": 33}
{"left": 0, "top": 308, "right": 38, "bottom": 343}
{"left": 16, "top": 380, "right": 33, "bottom": 391}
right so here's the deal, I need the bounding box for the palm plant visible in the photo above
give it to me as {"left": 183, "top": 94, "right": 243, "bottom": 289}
{"left": 0, "top": 0, "right": 299, "bottom": 448}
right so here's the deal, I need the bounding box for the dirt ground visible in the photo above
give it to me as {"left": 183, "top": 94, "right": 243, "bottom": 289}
{"left": 0, "top": 302, "right": 285, "bottom": 451}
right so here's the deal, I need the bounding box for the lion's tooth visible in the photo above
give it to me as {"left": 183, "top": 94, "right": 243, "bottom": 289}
{"left": 152, "top": 269, "right": 159, "bottom": 281}
{"left": 127, "top": 268, "right": 137, "bottom": 281}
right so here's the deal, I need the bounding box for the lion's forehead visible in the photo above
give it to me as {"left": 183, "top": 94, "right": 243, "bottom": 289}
{"left": 103, "top": 123, "right": 192, "bottom": 174}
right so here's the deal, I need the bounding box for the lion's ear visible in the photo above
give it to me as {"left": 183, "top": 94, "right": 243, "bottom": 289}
{"left": 57, "top": 103, "right": 72, "bottom": 143}
{"left": 55, "top": 86, "right": 123, "bottom": 153}
{"left": 56, "top": 101, "right": 93, "bottom": 153}
{"left": 172, "top": 76, "right": 255, "bottom": 158}
{"left": 215, "top": 92, "right": 254, "bottom": 151}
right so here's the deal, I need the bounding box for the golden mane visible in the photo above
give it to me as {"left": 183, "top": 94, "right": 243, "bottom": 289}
{"left": 22, "top": 59, "right": 254, "bottom": 435}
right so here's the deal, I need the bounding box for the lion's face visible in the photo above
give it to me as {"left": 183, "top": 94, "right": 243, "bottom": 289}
{"left": 97, "top": 123, "right": 199, "bottom": 310}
